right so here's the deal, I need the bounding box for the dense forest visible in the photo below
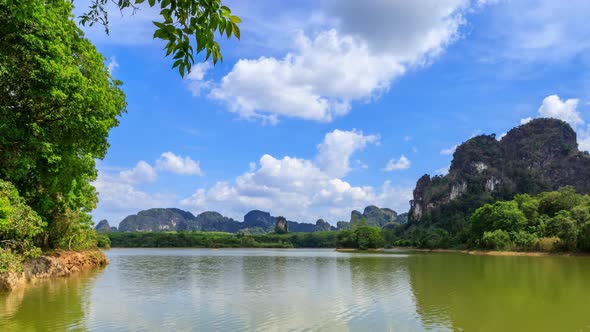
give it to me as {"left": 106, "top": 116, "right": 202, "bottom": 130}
{"left": 0, "top": 0, "right": 126, "bottom": 272}
{"left": 387, "top": 186, "right": 590, "bottom": 252}
{"left": 107, "top": 224, "right": 386, "bottom": 250}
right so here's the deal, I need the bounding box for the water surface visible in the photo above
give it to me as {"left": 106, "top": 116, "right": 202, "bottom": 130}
{"left": 1, "top": 248, "right": 589, "bottom": 331}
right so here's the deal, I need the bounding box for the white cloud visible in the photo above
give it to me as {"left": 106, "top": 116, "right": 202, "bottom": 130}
{"left": 316, "top": 129, "right": 379, "bottom": 177}
{"left": 107, "top": 56, "right": 119, "bottom": 73}
{"left": 384, "top": 155, "right": 411, "bottom": 171}
{"left": 210, "top": 30, "right": 403, "bottom": 123}
{"left": 206, "top": 0, "right": 472, "bottom": 123}
{"left": 324, "top": 0, "right": 469, "bottom": 62}
{"left": 519, "top": 95, "right": 588, "bottom": 151}
{"left": 119, "top": 161, "right": 157, "bottom": 184}
{"left": 435, "top": 166, "right": 450, "bottom": 175}
{"left": 579, "top": 126, "right": 590, "bottom": 152}
{"left": 440, "top": 144, "right": 458, "bottom": 155}
{"left": 156, "top": 152, "right": 204, "bottom": 176}
{"left": 180, "top": 129, "right": 411, "bottom": 222}
{"left": 538, "top": 95, "right": 583, "bottom": 126}
{"left": 520, "top": 117, "right": 533, "bottom": 125}
{"left": 92, "top": 169, "right": 174, "bottom": 225}
{"left": 185, "top": 62, "right": 212, "bottom": 96}
{"left": 484, "top": 1, "right": 590, "bottom": 62}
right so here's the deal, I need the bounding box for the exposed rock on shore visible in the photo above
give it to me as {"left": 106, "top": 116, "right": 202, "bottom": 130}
{"left": 0, "top": 250, "right": 108, "bottom": 291}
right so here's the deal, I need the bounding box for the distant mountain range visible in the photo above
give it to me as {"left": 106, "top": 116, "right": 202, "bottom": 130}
{"left": 95, "top": 205, "right": 408, "bottom": 233}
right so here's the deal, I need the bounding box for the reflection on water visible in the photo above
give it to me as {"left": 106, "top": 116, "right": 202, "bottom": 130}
{"left": 1, "top": 249, "right": 590, "bottom": 331}
{"left": 408, "top": 253, "right": 590, "bottom": 332}
{"left": 0, "top": 268, "right": 103, "bottom": 332}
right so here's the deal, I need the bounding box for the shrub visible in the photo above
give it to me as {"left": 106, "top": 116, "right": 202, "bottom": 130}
{"left": 547, "top": 211, "right": 578, "bottom": 251}
{"left": 336, "top": 230, "right": 357, "bottom": 248}
{"left": 510, "top": 231, "right": 539, "bottom": 251}
{"left": 538, "top": 237, "right": 559, "bottom": 252}
{"left": 96, "top": 234, "right": 111, "bottom": 249}
{"left": 354, "top": 226, "right": 385, "bottom": 250}
{"left": 481, "top": 230, "right": 512, "bottom": 251}
{"left": 0, "top": 180, "right": 45, "bottom": 272}
{"left": 471, "top": 201, "right": 527, "bottom": 238}
{"left": 577, "top": 222, "right": 590, "bottom": 251}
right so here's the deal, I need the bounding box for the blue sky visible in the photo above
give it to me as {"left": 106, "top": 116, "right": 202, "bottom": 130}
{"left": 75, "top": 0, "right": 590, "bottom": 225}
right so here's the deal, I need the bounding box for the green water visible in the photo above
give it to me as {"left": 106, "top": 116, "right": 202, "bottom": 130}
{"left": 1, "top": 248, "right": 589, "bottom": 331}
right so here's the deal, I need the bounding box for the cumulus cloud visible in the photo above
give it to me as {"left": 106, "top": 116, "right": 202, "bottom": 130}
{"left": 107, "top": 56, "right": 119, "bottom": 73}
{"left": 440, "top": 144, "right": 458, "bottom": 155}
{"left": 520, "top": 95, "right": 588, "bottom": 151}
{"left": 180, "top": 129, "right": 411, "bottom": 222}
{"left": 579, "top": 126, "right": 590, "bottom": 152}
{"left": 324, "top": 0, "right": 469, "bottom": 61}
{"left": 384, "top": 155, "right": 411, "bottom": 171}
{"left": 92, "top": 167, "right": 173, "bottom": 225}
{"left": 537, "top": 95, "right": 583, "bottom": 126}
{"left": 210, "top": 30, "right": 403, "bottom": 123}
{"left": 206, "top": 0, "right": 472, "bottom": 123}
{"left": 185, "top": 62, "right": 212, "bottom": 96}
{"left": 435, "top": 166, "right": 450, "bottom": 175}
{"left": 119, "top": 161, "right": 157, "bottom": 184}
{"left": 520, "top": 117, "right": 533, "bottom": 125}
{"left": 316, "top": 129, "right": 379, "bottom": 177}
{"left": 156, "top": 152, "right": 204, "bottom": 176}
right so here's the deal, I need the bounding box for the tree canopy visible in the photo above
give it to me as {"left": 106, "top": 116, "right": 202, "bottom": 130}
{"left": 79, "top": 0, "right": 241, "bottom": 76}
{"left": 0, "top": 0, "right": 126, "bottom": 249}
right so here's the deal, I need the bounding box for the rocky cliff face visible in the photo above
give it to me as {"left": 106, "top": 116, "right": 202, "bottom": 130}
{"left": 350, "top": 205, "right": 399, "bottom": 227}
{"left": 114, "top": 208, "right": 334, "bottom": 233}
{"left": 95, "top": 219, "right": 112, "bottom": 233}
{"left": 118, "top": 208, "right": 196, "bottom": 232}
{"left": 409, "top": 118, "right": 590, "bottom": 232}
{"left": 275, "top": 216, "right": 288, "bottom": 233}
{"left": 315, "top": 219, "right": 332, "bottom": 231}
{"left": 196, "top": 211, "right": 241, "bottom": 232}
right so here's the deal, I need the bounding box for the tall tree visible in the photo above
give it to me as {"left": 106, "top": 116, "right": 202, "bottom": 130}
{"left": 0, "top": 0, "right": 126, "bottom": 248}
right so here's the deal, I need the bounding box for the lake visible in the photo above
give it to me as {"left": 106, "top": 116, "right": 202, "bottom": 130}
{"left": 1, "top": 248, "right": 590, "bottom": 331}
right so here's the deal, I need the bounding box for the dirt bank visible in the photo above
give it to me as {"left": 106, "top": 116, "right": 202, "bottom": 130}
{"left": 0, "top": 250, "right": 108, "bottom": 291}
{"left": 391, "top": 247, "right": 590, "bottom": 257}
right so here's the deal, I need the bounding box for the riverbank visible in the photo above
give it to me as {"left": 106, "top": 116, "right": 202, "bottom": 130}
{"left": 392, "top": 247, "right": 590, "bottom": 257}
{"left": 0, "top": 250, "right": 109, "bottom": 291}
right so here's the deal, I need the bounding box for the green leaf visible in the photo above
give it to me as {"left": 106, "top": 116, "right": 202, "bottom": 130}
{"left": 148, "top": 0, "right": 156, "bottom": 6}
{"left": 173, "top": 51, "right": 184, "bottom": 60}
{"left": 153, "top": 21, "right": 166, "bottom": 29}
{"left": 232, "top": 23, "right": 240, "bottom": 39}
{"left": 161, "top": 0, "right": 171, "bottom": 8}
{"left": 225, "top": 21, "right": 232, "bottom": 38}
{"left": 153, "top": 29, "right": 167, "bottom": 39}
{"left": 229, "top": 15, "right": 241, "bottom": 23}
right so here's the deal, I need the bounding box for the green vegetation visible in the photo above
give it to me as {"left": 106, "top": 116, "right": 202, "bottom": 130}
{"left": 389, "top": 186, "right": 590, "bottom": 252}
{"left": 108, "top": 231, "right": 339, "bottom": 248}
{"left": 108, "top": 225, "right": 386, "bottom": 250}
{"left": 0, "top": 180, "right": 45, "bottom": 272}
{"left": 0, "top": 0, "right": 126, "bottom": 270}
{"left": 337, "top": 226, "right": 385, "bottom": 250}
{"left": 80, "top": 0, "right": 241, "bottom": 75}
